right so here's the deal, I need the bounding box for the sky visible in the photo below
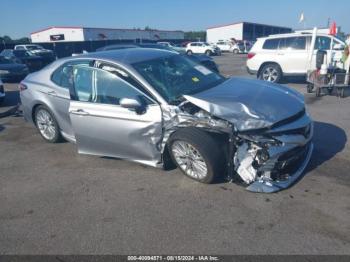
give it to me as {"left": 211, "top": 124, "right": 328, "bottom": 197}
{"left": 1, "top": 0, "right": 349, "bottom": 38}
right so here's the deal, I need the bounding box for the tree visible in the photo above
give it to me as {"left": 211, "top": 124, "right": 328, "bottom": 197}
{"left": 2, "top": 35, "right": 12, "bottom": 43}
{"left": 184, "top": 31, "right": 206, "bottom": 41}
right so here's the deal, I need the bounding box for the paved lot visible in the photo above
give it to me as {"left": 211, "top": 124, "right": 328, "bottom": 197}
{"left": 0, "top": 54, "right": 349, "bottom": 255}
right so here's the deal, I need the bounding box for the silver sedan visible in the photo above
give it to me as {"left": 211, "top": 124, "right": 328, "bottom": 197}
{"left": 20, "top": 48, "right": 313, "bottom": 193}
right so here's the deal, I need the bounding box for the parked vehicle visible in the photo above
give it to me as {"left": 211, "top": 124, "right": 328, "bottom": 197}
{"left": 97, "top": 43, "right": 219, "bottom": 73}
{"left": 157, "top": 42, "right": 185, "bottom": 53}
{"left": 96, "top": 44, "right": 139, "bottom": 52}
{"left": 246, "top": 32, "right": 346, "bottom": 83}
{"left": 0, "top": 79, "right": 5, "bottom": 104}
{"left": 0, "top": 49, "right": 45, "bottom": 72}
{"left": 20, "top": 49, "right": 313, "bottom": 193}
{"left": 14, "top": 44, "right": 55, "bottom": 63}
{"left": 233, "top": 41, "right": 253, "bottom": 54}
{"left": 186, "top": 42, "right": 221, "bottom": 56}
{"left": 216, "top": 41, "right": 233, "bottom": 52}
{"left": 0, "top": 56, "right": 29, "bottom": 82}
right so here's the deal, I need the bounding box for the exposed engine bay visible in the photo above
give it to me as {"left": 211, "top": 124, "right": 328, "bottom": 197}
{"left": 161, "top": 97, "right": 313, "bottom": 193}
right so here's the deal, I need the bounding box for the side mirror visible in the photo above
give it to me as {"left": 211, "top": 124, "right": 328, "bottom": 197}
{"left": 120, "top": 97, "right": 145, "bottom": 114}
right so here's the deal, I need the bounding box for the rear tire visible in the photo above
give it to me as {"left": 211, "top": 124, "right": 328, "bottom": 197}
{"left": 168, "top": 127, "right": 224, "bottom": 184}
{"left": 258, "top": 63, "right": 282, "bottom": 83}
{"left": 0, "top": 97, "right": 4, "bottom": 105}
{"left": 233, "top": 49, "right": 239, "bottom": 54}
{"left": 205, "top": 50, "right": 212, "bottom": 56}
{"left": 307, "top": 83, "right": 314, "bottom": 93}
{"left": 34, "top": 105, "right": 62, "bottom": 143}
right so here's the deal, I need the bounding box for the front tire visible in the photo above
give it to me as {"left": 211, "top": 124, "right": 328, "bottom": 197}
{"left": 34, "top": 105, "right": 61, "bottom": 143}
{"left": 205, "top": 50, "right": 212, "bottom": 56}
{"left": 0, "top": 97, "right": 4, "bottom": 105}
{"left": 168, "top": 128, "right": 224, "bottom": 184}
{"left": 259, "top": 63, "right": 282, "bottom": 83}
{"left": 233, "top": 49, "right": 239, "bottom": 54}
{"left": 186, "top": 50, "right": 193, "bottom": 55}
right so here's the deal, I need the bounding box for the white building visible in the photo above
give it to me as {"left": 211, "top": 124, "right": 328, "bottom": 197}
{"left": 30, "top": 26, "right": 184, "bottom": 43}
{"left": 206, "top": 22, "right": 292, "bottom": 43}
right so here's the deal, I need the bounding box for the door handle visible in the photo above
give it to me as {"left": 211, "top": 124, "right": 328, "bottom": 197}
{"left": 70, "top": 109, "right": 90, "bottom": 116}
{"left": 47, "top": 90, "right": 57, "bottom": 96}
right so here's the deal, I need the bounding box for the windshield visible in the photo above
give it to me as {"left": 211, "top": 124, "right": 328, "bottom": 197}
{"left": 0, "top": 56, "right": 14, "bottom": 64}
{"left": 26, "top": 45, "right": 43, "bottom": 50}
{"left": 132, "top": 54, "right": 225, "bottom": 104}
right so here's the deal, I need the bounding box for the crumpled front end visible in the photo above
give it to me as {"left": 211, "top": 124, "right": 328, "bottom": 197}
{"left": 233, "top": 111, "right": 314, "bottom": 193}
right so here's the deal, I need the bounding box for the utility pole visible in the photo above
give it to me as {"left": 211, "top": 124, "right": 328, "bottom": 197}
{"left": 327, "top": 17, "right": 330, "bottom": 28}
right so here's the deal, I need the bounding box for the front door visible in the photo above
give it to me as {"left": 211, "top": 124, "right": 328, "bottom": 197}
{"left": 68, "top": 66, "right": 163, "bottom": 165}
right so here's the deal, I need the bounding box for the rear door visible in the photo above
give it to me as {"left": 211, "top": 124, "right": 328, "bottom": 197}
{"left": 49, "top": 59, "right": 93, "bottom": 138}
{"left": 68, "top": 65, "right": 163, "bottom": 164}
{"left": 278, "top": 36, "right": 308, "bottom": 74}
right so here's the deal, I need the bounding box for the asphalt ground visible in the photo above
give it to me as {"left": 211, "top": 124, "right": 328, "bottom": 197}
{"left": 0, "top": 54, "right": 349, "bottom": 255}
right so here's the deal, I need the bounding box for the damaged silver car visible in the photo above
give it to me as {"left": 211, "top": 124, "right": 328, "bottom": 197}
{"left": 20, "top": 48, "right": 313, "bottom": 193}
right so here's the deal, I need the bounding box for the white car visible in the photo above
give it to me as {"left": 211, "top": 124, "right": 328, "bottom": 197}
{"left": 246, "top": 33, "right": 346, "bottom": 83}
{"left": 186, "top": 42, "right": 221, "bottom": 56}
{"left": 0, "top": 79, "right": 5, "bottom": 104}
{"left": 216, "top": 41, "right": 233, "bottom": 52}
{"left": 14, "top": 44, "right": 55, "bottom": 59}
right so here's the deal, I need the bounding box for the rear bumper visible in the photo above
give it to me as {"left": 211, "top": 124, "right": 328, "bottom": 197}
{"left": 246, "top": 66, "right": 257, "bottom": 75}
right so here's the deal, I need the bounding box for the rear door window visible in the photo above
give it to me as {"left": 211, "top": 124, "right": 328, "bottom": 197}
{"left": 280, "top": 37, "right": 306, "bottom": 50}
{"left": 51, "top": 60, "right": 92, "bottom": 89}
{"left": 262, "top": 38, "right": 280, "bottom": 49}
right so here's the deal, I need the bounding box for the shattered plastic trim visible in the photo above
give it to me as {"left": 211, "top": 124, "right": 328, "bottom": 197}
{"left": 158, "top": 89, "right": 313, "bottom": 193}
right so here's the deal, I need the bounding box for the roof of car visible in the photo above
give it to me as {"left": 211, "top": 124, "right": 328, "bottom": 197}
{"left": 260, "top": 32, "right": 336, "bottom": 40}
{"left": 67, "top": 48, "right": 175, "bottom": 65}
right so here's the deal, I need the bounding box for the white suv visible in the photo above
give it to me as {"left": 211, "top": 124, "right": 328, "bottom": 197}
{"left": 216, "top": 41, "right": 233, "bottom": 52}
{"left": 186, "top": 42, "right": 221, "bottom": 56}
{"left": 246, "top": 33, "right": 346, "bottom": 83}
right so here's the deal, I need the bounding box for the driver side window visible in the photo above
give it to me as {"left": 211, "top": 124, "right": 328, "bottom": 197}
{"left": 72, "top": 66, "right": 152, "bottom": 106}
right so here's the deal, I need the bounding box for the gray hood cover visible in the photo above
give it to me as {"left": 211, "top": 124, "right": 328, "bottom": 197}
{"left": 184, "top": 77, "right": 305, "bottom": 131}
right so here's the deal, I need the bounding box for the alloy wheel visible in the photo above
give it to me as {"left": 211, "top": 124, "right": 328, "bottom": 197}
{"left": 171, "top": 140, "right": 208, "bottom": 180}
{"left": 36, "top": 109, "right": 57, "bottom": 140}
{"left": 262, "top": 67, "right": 279, "bottom": 82}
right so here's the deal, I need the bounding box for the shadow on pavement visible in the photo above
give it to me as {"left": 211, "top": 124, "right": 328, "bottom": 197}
{"left": 307, "top": 121, "right": 347, "bottom": 172}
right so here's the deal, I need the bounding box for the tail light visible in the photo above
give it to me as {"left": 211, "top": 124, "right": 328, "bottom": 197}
{"left": 247, "top": 52, "right": 256, "bottom": 59}
{"left": 18, "top": 83, "right": 28, "bottom": 91}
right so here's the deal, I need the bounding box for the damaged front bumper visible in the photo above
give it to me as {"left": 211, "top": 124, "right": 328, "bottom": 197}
{"left": 246, "top": 142, "right": 313, "bottom": 193}
{"left": 233, "top": 112, "right": 314, "bottom": 193}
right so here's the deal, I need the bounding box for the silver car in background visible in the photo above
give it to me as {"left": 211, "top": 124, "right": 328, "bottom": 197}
{"left": 20, "top": 48, "right": 313, "bottom": 193}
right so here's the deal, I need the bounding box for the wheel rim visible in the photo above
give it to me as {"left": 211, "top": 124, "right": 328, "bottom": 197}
{"left": 262, "top": 67, "right": 278, "bottom": 82}
{"left": 36, "top": 109, "right": 56, "bottom": 140}
{"left": 171, "top": 141, "right": 208, "bottom": 180}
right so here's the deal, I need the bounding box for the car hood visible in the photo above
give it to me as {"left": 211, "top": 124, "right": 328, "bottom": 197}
{"left": 183, "top": 77, "right": 305, "bottom": 131}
